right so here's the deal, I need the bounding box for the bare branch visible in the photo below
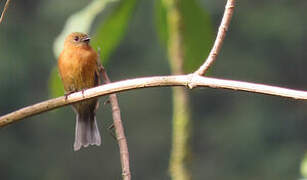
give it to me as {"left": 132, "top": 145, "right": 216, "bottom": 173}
{"left": 98, "top": 65, "right": 131, "bottom": 180}
{"left": 194, "top": 0, "right": 235, "bottom": 76}
{"left": 0, "top": 0, "right": 11, "bottom": 24}
{"left": 1, "top": 74, "right": 307, "bottom": 127}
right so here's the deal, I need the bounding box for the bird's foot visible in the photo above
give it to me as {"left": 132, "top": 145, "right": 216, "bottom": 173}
{"left": 64, "top": 90, "right": 78, "bottom": 100}
{"left": 81, "top": 89, "right": 86, "bottom": 98}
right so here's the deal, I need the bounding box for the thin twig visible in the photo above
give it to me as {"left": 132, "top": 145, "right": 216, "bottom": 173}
{"left": 194, "top": 0, "right": 235, "bottom": 76}
{"left": 98, "top": 64, "right": 131, "bottom": 180}
{"left": 1, "top": 74, "right": 307, "bottom": 127}
{"left": 0, "top": 0, "right": 11, "bottom": 24}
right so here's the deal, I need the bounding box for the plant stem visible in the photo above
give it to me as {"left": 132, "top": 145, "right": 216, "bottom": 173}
{"left": 162, "top": 0, "right": 192, "bottom": 179}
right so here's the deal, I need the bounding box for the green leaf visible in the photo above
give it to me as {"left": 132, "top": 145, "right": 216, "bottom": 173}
{"left": 91, "top": 0, "right": 138, "bottom": 64}
{"left": 301, "top": 153, "right": 307, "bottom": 178}
{"left": 53, "top": 0, "right": 117, "bottom": 57}
{"left": 155, "top": 1, "right": 168, "bottom": 47}
{"left": 48, "top": 66, "right": 64, "bottom": 98}
{"left": 155, "top": 0, "right": 213, "bottom": 73}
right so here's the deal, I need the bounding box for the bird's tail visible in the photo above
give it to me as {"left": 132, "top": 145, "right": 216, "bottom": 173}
{"left": 74, "top": 111, "right": 101, "bottom": 151}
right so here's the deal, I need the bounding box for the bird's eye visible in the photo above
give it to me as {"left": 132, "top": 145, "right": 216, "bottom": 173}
{"left": 74, "top": 36, "right": 79, "bottom": 41}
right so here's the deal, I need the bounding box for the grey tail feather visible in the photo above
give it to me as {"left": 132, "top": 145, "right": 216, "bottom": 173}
{"left": 74, "top": 112, "right": 101, "bottom": 151}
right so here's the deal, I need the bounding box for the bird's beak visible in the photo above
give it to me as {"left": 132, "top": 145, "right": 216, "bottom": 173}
{"left": 82, "top": 37, "right": 91, "bottom": 43}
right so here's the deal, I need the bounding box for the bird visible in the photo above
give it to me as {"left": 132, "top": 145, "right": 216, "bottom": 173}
{"left": 58, "top": 32, "right": 101, "bottom": 151}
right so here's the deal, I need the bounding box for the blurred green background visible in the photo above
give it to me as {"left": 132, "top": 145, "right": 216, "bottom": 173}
{"left": 1, "top": 0, "right": 307, "bottom": 179}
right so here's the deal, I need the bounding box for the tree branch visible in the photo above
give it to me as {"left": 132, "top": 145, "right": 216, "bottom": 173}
{"left": 98, "top": 65, "right": 131, "bottom": 180}
{"left": 0, "top": 0, "right": 11, "bottom": 24}
{"left": 1, "top": 74, "right": 307, "bottom": 127}
{"left": 194, "top": 0, "right": 235, "bottom": 76}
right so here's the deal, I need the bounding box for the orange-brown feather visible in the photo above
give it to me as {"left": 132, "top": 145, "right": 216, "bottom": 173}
{"left": 58, "top": 44, "right": 98, "bottom": 92}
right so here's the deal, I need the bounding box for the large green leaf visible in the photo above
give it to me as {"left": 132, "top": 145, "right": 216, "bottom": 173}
{"left": 49, "top": 0, "right": 138, "bottom": 98}
{"left": 53, "top": 0, "right": 117, "bottom": 57}
{"left": 91, "top": 0, "right": 138, "bottom": 63}
{"left": 49, "top": 66, "right": 64, "bottom": 98}
{"left": 301, "top": 153, "right": 307, "bottom": 178}
{"left": 155, "top": 0, "right": 213, "bottom": 73}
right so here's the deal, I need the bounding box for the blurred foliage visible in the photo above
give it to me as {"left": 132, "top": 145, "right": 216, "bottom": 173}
{"left": 49, "top": 66, "right": 64, "bottom": 98}
{"left": 301, "top": 153, "right": 307, "bottom": 178}
{"left": 155, "top": 0, "right": 213, "bottom": 73}
{"left": 53, "top": 0, "right": 117, "bottom": 57}
{"left": 157, "top": 2, "right": 213, "bottom": 178}
{"left": 1, "top": 0, "right": 307, "bottom": 180}
{"left": 159, "top": 0, "right": 204, "bottom": 179}
{"left": 91, "top": 0, "right": 138, "bottom": 63}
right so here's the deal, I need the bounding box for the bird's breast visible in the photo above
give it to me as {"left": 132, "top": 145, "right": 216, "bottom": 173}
{"left": 58, "top": 47, "right": 98, "bottom": 92}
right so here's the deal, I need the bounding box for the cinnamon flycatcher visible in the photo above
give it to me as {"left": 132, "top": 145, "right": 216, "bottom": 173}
{"left": 58, "top": 32, "right": 101, "bottom": 151}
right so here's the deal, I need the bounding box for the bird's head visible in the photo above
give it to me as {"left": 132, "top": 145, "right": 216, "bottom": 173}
{"left": 64, "top": 32, "right": 91, "bottom": 48}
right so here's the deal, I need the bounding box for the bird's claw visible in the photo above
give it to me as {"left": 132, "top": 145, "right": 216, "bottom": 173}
{"left": 64, "top": 92, "right": 72, "bottom": 100}
{"left": 64, "top": 91, "right": 77, "bottom": 100}
{"left": 81, "top": 89, "right": 85, "bottom": 98}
